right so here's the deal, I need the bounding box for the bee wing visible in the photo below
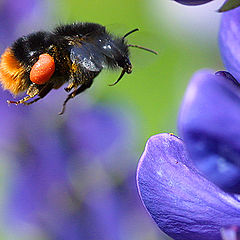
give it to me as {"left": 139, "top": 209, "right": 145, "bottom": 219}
{"left": 96, "top": 38, "right": 123, "bottom": 59}
{"left": 70, "top": 43, "right": 106, "bottom": 72}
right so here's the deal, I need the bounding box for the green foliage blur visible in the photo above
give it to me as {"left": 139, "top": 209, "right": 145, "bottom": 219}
{"left": 51, "top": 0, "right": 222, "bottom": 149}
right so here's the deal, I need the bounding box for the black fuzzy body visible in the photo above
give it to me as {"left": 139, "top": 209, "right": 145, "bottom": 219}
{"left": 4, "top": 22, "right": 133, "bottom": 114}
{"left": 11, "top": 22, "right": 131, "bottom": 87}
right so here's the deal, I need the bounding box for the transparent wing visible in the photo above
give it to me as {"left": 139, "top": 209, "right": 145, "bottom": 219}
{"left": 70, "top": 43, "right": 107, "bottom": 72}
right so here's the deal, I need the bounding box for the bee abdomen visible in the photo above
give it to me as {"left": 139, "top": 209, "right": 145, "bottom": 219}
{"left": 0, "top": 48, "right": 29, "bottom": 95}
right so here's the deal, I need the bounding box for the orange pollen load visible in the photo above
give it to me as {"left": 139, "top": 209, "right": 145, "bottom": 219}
{"left": 30, "top": 53, "right": 55, "bottom": 85}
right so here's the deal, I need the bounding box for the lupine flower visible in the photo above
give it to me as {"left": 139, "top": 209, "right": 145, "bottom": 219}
{"left": 137, "top": 70, "right": 240, "bottom": 240}
{"left": 179, "top": 70, "right": 240, "bottom": 193}
{"left": 219, "top": 6, "right": 240, "bottom": 81}
{"left": 174, "top": 0, "right": 213, "bottom": 6}
{"left": 4, "top": 91, "right": 158, "bottom": 240}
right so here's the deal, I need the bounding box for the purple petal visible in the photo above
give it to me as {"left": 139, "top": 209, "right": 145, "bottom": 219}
{"left": 219, "top": 6, "right": 240, "bottom": 82}
{"left": 178, "top": 70, "right": 240, "bottom": 193}
{"left": 174, "top": 0, "right": 213, "bottom": 6}
{"left": 137, "top": 133, "right": 240, "bottom": 240}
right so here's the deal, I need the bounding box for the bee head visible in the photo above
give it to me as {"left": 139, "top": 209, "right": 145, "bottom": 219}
{"left": 109, "top": 28, "right": 158, "bottom": 86}
{"left": 117, "top": 56, "right": 132, "bottom": 74}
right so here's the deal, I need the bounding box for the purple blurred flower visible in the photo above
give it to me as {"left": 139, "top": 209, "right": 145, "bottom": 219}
{"left": 7, "top": 101, "right": 121, "bottom": 232}
{"left": 219, "top": 6, "right": 240, "bottom": 82}
{"left": 137, "top": 70, "right": 240, "bottom": 239}
{"left": 137, "top": 133, "right": 240, "bottom": 240}
{"left": 0, "top": 0, "right": 39, "bottom": 51}
{"left": 174, "top": 0, "right": 213, "bottom": 6}
{"left": 0, "top": 90, "right": 27, "bottom": 153}
{"left": 66, "top": 104, "right": 126, "bottom": 157}
{"left": 4, "top": 89, "right": 157, "bottom": 239}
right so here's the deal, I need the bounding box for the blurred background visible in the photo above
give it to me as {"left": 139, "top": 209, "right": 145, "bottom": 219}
{"left": 0, "top": 0, "right": 224, "bottom": 239}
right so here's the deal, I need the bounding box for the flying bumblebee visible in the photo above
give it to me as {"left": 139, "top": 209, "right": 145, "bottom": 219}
{"left": 0, "top": 22, "right": 157, "bottom": 114}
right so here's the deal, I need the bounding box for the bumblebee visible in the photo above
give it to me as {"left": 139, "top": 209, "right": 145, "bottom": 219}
{"left": 0, "top": 22, "right": 157, "bottom": 114}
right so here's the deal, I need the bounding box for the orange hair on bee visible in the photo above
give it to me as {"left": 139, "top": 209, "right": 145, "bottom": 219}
{"left": 0, "top": 48, "right": 28, "bottom": 95}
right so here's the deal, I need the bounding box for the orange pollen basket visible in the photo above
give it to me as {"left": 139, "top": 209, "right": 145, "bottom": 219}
{"left": 30, "top": 53, "right": 55, "bottom": 85}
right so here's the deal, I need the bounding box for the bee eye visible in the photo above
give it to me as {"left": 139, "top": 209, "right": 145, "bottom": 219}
{"left": 30, "top": 53, "right": 55, "bottom": 85}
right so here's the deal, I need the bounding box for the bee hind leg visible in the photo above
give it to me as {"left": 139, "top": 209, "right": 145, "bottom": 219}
{"left": 24, "top": 82, "right": 54, "bottom": 105}
{"left": 7, "top": 95, "right": 37, "bottom": 105}
{"left": 7, "top": 84, "right": 40, "bottom": 105}
{"left": 23, "top": 97, "right": 41, "bottom": 105}
{"left": 7, "top": 82, "right": 54, "bottom": 106}
{"left": 64, "top": 82, "right": 75, "bottom": 92}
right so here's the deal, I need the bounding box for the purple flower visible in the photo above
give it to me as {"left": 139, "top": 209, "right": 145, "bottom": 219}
{"left": 0, "top": 0, "right": 39, "bottom": 51}
{"left": 7, "top": 101, "right": 119, "bottom": 224}
{"left": 137, "top": 133, "right": 240, "bottom": 240}
{"left": 219, "top": 7, "right": 240, "bottom": 82}
{"left": 178, "top": 70, "right": 240, "bottom": 193}
{"left": 137, "top": 70, "right": 240, "bottom": 239}
{"left": 66, "top": 104, "right": 128, "bottom": 157}
{"left": 174, "top": 0, "right": 213, "bottom": 6}
{"left": 4, "top": 89, "right": 157, "bottom": 239}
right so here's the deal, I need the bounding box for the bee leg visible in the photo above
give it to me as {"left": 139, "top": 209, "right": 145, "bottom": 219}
{"left": 23, "top": 97, "right": 41, "bottom": 105}
{"left": 7, "top": 95, "right": 37, "bottom": 105}
{"left": 59, "top": 80, "right": 93, "bottom": 115}
{"left": 7, "top": 83, "right": 54, "bottom": 106}
{"left": 7, "top": 84, "right": 40, "bottom": 105}
{"left": 64, "top": 82, "right": 75, "bottom": 92}
{"left": 24, "top": 83, "right": 54, "bottom": 105}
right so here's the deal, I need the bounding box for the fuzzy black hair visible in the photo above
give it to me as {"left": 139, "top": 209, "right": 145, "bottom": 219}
{"left": 11, "top": 31, "right": 54, "bottom": 67}
{"left": 54, "top": 22, "right": 106, "bottom": 38}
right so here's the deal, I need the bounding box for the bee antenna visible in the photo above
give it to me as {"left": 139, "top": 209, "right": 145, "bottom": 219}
{"left": 123, "top": 28, "right": 139, "bottom": 39}
{"left": 109, "top": 70, "right": 126, "bottom": 86}
{"left": 127, "top": 44, "right": 158, "bottom": 55}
